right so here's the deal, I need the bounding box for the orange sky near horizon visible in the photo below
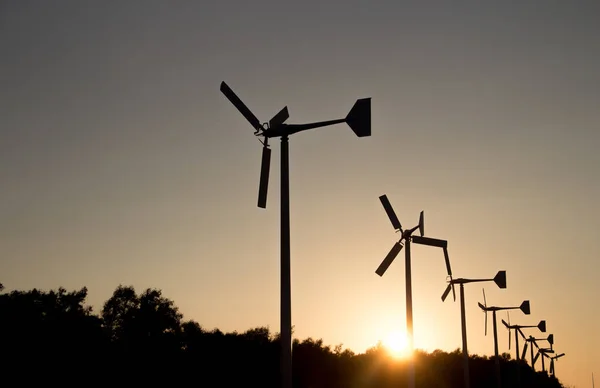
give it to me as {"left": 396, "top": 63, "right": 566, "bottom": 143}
{"left": 1, "top": 2, "right": 599, "bottom": 387}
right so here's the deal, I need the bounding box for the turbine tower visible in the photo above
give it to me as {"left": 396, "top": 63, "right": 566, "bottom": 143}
{"left": 375, "top": 194, "right": 452, "bottom": 388}
{"left": 478, "top": 289, "right": 531, "bottom": 388}
{"left": 220, "top": 81, "right": 371, "bottom": 388}
{"left": 501, "top": 314, "right": 546, "bottom": 361}
{"left": 440, "top": 270, "right": 507, "bottom": 388}
{"left": 549, "top": 352, "right": 565, "bottom": 378}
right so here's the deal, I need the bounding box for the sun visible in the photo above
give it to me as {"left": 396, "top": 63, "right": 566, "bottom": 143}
{"left": 384, "top": 330, "right": 411, "bottom": 359}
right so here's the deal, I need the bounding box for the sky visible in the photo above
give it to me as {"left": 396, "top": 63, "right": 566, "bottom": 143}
{"left": 1, "top": 0, "right": 599, "bottom": 386}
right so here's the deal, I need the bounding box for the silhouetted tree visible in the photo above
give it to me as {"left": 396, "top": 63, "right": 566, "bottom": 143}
{"left": 0, "top": 283, "right": 566, "bottom": 388}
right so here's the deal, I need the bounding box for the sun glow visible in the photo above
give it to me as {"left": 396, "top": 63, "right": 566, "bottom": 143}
{"left": 384, "top": 330, "right": 411, "bottom": 359}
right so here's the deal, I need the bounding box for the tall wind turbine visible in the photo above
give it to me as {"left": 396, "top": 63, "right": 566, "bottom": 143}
{"left": 549, "top": 352, "right": 565, "bottom": 378}
{"left": 375, "top": 194, "right": 452, "bottom": 388}
{"left": 501, "top": 314, "right": 546, "bottom": 361}
{"left": 440, "top": 270, "right": 507, "bottom": 388}
{"left": 220, "top": 81, "right": 371, "bottom": 388}
{"left": 478, "top": 290, "right": 531, "bottom": 388}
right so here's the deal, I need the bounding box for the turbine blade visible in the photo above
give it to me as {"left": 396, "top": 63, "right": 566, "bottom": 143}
{"left": 257, "top": 146, "right": 271, "bottom": 208}
{"left": 478, "top": 302, "right": 486, "bottom": 311}
{"left": 441, "top": 284, "right": 452, "bottom": 302}
{"left": 485, "top": 311, "right": 488, "bottom": 336}
{"left": 538, "top": 320, "right": 547, "bottom": 333}
{"left": 411, "top": 235, "right": 447, "bottom": 248}
{"left": 451, "top": 283, "right": 456, "bottom": 301}
{"left": 533, "top": 352, "right": 539, "bottom": 365}
{"left": 483, "top": 288, "right": 487, "bottom": 307}
{"left": 375, "top": 242, "right": 403, "bottom": 276}
{"left": 501, "top": 319, "right": 509, "bottom": 328}
{"left": 443, "top": 247, "right": 452, "bottom": 276}
{"left": 419, "top": 211, "right": 424, "bottom": 236}
{"left": 379, "top": 195, "right": 402, "bottom": 231}
{"left": 269, "top": 106, "right": 289, "bottom": 129}
{"left": 521, "top": 343, "right": 528, "bottom": 360}
{"left": 220, "top": 82, "right": 262, "bottom": 130}
{"left": 550, "top": 359, "right": 554, "bottom": 374}
{"left": 517, "top": 328, "right": 526, "bottom": 339}
{"left": 507, "top": 311, "right": 511, "bottom": 325}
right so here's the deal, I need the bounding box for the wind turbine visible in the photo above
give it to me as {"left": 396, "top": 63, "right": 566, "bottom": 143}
{"left": 440, "top": 270, "right": 507, "bottom": 388}
{"left": 220, "top": 81, "right": 371, "bottom": 388}
{"left": 375, "top": 194, "right": 452, "bottom": 388}
{"left": 478, "top": 289, "right": 530, "bottom": 388}
{"left": 549, "top": 352, "right": 565, "bottom": 378}
{"left": 533, "top": 347, "right": 555, "bottom": 373}
{"left": 501, "top": 314, "right": 546, "bottom": 361}
{"left": 501, "top": 315, "right": 545, "bottom": 388}
{"left": 522, "top": 334, "right": 553, "bottom": 371}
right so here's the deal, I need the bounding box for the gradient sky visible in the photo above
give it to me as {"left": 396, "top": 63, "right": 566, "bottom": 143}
{"left": 1, "top": 1, "right": 599, "bottom": 386}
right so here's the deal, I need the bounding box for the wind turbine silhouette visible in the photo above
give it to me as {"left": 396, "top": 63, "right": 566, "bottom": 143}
{"left": 523, "top": 334, "right": 553, "bottom": 371}
{"left": 440, "top": 270, "right": 507, "bottom": 388}
{"left": 549, "top": 352, "right": 565, "bottom": 377}
{"left": 220, "top": 81, "right": 371, "bottom": 388}
{"left": 501, "top": 313, "right": 546, "bottom": 361}
{"left": 533, "top": 347, "right": 555, "bottom": 373}
{"left": 478, "top": 289, "right": 530, "bottom": 388}
{"left": 501, "top": 315, "right": 546, "bottom": 388}
{"left": 375, "top": 194, "right": 452, "bottom": 388}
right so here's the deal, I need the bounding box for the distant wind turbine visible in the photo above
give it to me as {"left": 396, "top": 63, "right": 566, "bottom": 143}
{"left": 478, "top": 289, "right": 530, "bottom": 388}
{"left": 440, "top": 270, "right": 507, "bottom": 388}
{"left": 549, "top": 352, "right": 565, "bottom": 378}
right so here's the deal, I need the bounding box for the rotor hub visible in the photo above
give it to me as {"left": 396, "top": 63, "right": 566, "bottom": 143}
{"left": 402, "top": 229, "right": 411, "bottom": 239}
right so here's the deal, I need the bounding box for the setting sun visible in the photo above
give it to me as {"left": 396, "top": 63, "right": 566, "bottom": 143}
{"left": 384, "top": 330, "right": 411, "bottom": 359}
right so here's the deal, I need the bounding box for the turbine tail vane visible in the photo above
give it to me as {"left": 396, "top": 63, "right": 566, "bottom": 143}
{"left": 494, "top": 270, "right": 507, "bottom": 289}
{"left": 520, "top": 300, "right": 531, "bottom": 315}
{"left": 345, "top": 98, "right": 371, "bottom": 137}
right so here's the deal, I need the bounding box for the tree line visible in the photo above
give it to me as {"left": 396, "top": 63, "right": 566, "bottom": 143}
{"left": 0, "top": 283, "right": 564, "bottom": 387}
